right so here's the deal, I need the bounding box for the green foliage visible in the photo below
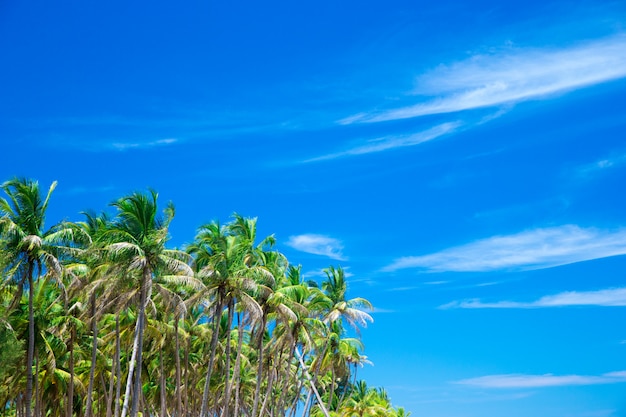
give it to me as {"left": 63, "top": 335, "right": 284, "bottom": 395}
{"left": 0, "top": 177, "right": 409, "bottom": 417}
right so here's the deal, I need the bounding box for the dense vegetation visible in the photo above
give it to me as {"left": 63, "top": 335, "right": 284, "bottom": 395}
{"left": 0, "top": 178, "right": 409, "bottom": 417}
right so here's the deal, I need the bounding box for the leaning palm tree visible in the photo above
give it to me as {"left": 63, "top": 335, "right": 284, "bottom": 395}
{"left": 0, "top": 178, "right": 74, "bottom": 417}
{"left": 101, "top": 190, "right": 195, "bottom": 417}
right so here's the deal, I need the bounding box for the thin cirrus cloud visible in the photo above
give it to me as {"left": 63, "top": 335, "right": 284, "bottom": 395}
{"left": 285, "top": 234, "right": 346, "bottom": 261}
{"left": 576, "top": 153, "right": 626, "bottom": 179}
{"left": 440, "top": 287, "right": 626, "bottom": 309}
{"left": 303, "top": 122, "right": 461, "bottom": 163}
{"left": 382, "top": 225, "right": 626, "bottom": 272}
{"left": 111, "top": 138, "right": 178, "bottom": 151}
{"left": 455, "top": 371, "right": 626, "bottom": 389}
{"left": 342, "top": 33, "right": 626, "bottom": 124}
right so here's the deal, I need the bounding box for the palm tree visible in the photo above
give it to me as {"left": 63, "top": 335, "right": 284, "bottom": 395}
{"left": 339, "top": 381, "right": 387, "bottom": 417}
{"left": 0, "top": 178, "right": 74, "bottom": 417}
{"left": 102, "top": 190, "right": 194, "bottom": 417}
{"left": 189, "top": 215, "right": 269, "bottom": 417}
{"left": 319, "top": 266, "right": 373, "bottom": 332}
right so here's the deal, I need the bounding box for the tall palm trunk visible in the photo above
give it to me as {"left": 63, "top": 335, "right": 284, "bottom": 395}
{"left": 231, "top": 312, "right": 245, "bottom": 417}
{"left": 251, "top": 313, "right": 267, "bottom": 417}
{"left": 296, "top": 347, "right": 330, "bottom": 417}
{"left": 200, "top": 295, "right": 225, "bottom": 417}
{"left": 174, "top": 314, "right": 182, "bottom": 417}
{"left": 276, "top": 340, "right": 296, "bottom": 416}
{"left": 25, "top": 263, "right": 34, "bottom": 417}
{"left": 114, "top": 315, "right": 122, "bottom": 417}
{"left": 67, "top": 324, "right": 75, "bottom": 417}
{"left": 129, "top": 270, "right": 150, "bottom": 417}
{"left": 120, "top": 283, "right": 146, "bottom": 417}
{"left": 220, "top": 300, "right": 235, "bottom": 417}
{"left": 184, "top": 335, "right": 190, "bottom": 416}
{"left": 85, "top": 293, "right": 98, "bottom": 417}
{"left": 34, "top": 353, "right": 40, "bottom": 417}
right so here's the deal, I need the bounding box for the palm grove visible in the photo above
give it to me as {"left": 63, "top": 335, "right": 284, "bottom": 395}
{"left": 0, "top": 178, "right": 410, "bottom": 417}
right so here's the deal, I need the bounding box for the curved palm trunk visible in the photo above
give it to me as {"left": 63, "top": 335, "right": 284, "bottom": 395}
{"left": 120, "top": 273, "right": 150, "bottom": 417}
{"left": 251, "top": 313, "right": 267, "bottom": 417}
{"left": 276, "top": 339, "right": 296, "bottom": 416}
{"left": 200, "top": 295, "right": 225, "bottom": 417}
{"left": 296, "top": 347, "right": 330, "bottom": 417}
{"left": 258, "top": 362, "right": 275, "bottom": 417}
{"left": 129, "top": 272, "right": 150, "bottom": 417}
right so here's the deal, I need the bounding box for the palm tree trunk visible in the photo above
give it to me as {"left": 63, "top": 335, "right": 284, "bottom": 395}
{"left": 85, "top": 293, "right": 98, "bottom": 417}
{"left": 120, "top": 306, "right": 142, "bottom": 417}
{"left": 34, "top": 353, "right": 40, "bottom": 417}
{"left": 251, "top": 314, "right": 267, "bottom": 417}
{"left": 106, "top": 339, "right": 116, "bottom": 417}
{"left": 220, "top": 300, "right": 235, "bottom": 417}
{"left": 231, "top": 312, "right": 245, "bottom": 417}
{"left": 295, "top": 347, "right": 330, "bottom": 417}
{"left": 184, "top": 334, "right": 190, "bottom": 417}
{"left": 174, "top": 315, "right": 182, "bottom": 417}
{"left": 114, "top": 315, "right": 122, "bottom": 417}
{"left": 25, "top": 264, "right": 34, "bottom": 417}
{"left": 67, "top": 324, "right": 75, "bottom": 417}
{"left": 129, "top": 272, "right": 150, "bottom": 417}
{"left": 276, "top": 340, "right": 295, "bottom": 416}
{"left": 200, "top": 296, "right": 224, "bottom": 417}
{"left": 258, "top": 365, "right": 273, "bottom": 417}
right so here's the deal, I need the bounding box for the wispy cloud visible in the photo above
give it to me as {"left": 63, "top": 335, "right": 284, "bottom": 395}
{"left": 285, "top": 234, "right": 346, "bottom": 260}
{"left": 455, "top": 371, "right": 626, "bottom": 389}
{"left": 303, "top": 122, "right": 461, "bottom": 162}
{"left": 111, "top": 138, "right": 178, "bottom": 151}
{"left": 383, "top": 225, "right": 626, "bottom": 272}
{"left": 441, "top": 287, "right": 626, "bottom": 309}
{"left": 302, "top": 267, "right": 354, "bottom": 279}
{"left": 576, "top": 153, "right": 626, "bottom": 179}
{"left": 344, "top": 34, "right": 626, "bottom": 124}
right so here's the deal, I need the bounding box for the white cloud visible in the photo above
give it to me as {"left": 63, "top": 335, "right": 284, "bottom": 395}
{"left": 302, "top": 267, "right": 354, "bottom": 279}
{"left": 455, "top": 371, "right": 626, "bottom": 389}
{"left": 441, "top": 287, "right": 626, "bottom": 309}
{"left": 383, "top": 225, "right": 626, "bottom": 272}
{"left": 304, "top": 122, "right": 460, "bottom": 162}
{"left": 576, "top": 153, "right": 626, "bottom": 178}
{"left": 111, "top": 138, "right": 178, "bottom": 151}
{"left": 285, "top": 234, "right": 346, "bottom": 260}
{"left": 344, "top": 34, "right": 626, "bottom": 123}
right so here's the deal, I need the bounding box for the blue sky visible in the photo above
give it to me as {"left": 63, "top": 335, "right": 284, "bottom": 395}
{"left": 2, "top": 0, "right": 626, "bottom": 415}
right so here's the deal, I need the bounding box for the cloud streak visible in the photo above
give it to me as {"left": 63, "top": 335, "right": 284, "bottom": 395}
{"left": 285, "top": 234, "right": 346, "bottom": 260}
{"left": 455, "top": 371, "right": 626, "bottom": 389}
{"left": 383, "top": 225, "right": 626, "bottom": 272}
{"left": 344, "top": 34, "right": 626, "bottom": 123}
{"left": 111, "top": 138, "right": 178, "bottom": 151}
{"left": 441, "top": 287, "right": 626, "bottom": 309}
{"left": 303, "top": 122, "right": 460, "bottom": 162}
